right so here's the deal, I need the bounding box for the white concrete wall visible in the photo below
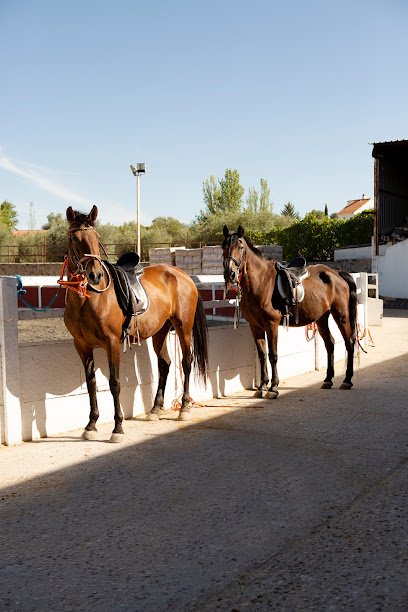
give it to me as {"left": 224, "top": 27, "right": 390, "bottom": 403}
{"left": 335, "top": 245, "right": 372, "bottom": 260}
{"left": 334, "top": 242, "right": 387, "bottom": 261}
{"left": 1, "top": 274, "right": 370, "bottom": 445}
{"left": 17, "top": 325, "right": 256, "bottom": 442}
{"left": 375, "top": 239, "right": 408, "bottom": 299}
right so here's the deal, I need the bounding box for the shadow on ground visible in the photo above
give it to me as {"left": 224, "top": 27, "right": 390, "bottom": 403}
{"left": 1, "top": 339, "right": 407, "bottom": 611}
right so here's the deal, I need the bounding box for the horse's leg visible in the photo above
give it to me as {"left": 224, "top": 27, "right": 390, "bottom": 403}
{"left": 172, "top": 324, "right": 193, "bottom": 421}
{"left": 250, "top": 325, "right": 269, "bottom": 398}
{"left": 74, "top": 340, "right": 99, "bottom": 440}
{"left": 146, "top": 322, "right": 172, "bottom": 422}
{"left": 316, "top": 312, "right": 335, "bottom": 389}
{"left": 331, "top": 311, "right": 355, "bottom": 390}
{"left": 106, "top": 338, "right": 124, "bottom": 442}
{"left": 265, "top": 321, "right": 280, "bottom": 399}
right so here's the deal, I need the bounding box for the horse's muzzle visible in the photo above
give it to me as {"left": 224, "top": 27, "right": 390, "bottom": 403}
{"left": 223, "top": 264, "right": 237, "bottom": 285}
{"left": 87, "top": 270, "right": 103, "bottom": 285}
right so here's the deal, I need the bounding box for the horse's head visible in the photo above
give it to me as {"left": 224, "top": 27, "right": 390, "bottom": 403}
{"left": 222, "top": 225, "right": 246, "bottom": 285}
{"left": 66, "top": 205, "right": 105, "bottom": 286}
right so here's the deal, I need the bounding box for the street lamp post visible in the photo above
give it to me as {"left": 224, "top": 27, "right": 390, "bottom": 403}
{"left": 130, "top": 162, "right": 146, "bottom": 256}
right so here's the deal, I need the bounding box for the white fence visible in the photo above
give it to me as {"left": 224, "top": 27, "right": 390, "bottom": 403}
{"left": 0, "top": 274, "right": 373, "bottom": 446}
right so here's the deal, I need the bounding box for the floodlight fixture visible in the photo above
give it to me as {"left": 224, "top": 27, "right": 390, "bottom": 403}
{"left": 130, "top": 162, "right": 146, "bottom": 176}
{"left": 130, "top": 162, "right": 146, "bottom": 256}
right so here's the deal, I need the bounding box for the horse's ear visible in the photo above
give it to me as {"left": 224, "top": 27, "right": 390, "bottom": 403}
{"left": 66, "top": 206, "right": 75, "bottom": 223}
{"left": 237, "top": 225, "right": 245, "bottom": 237}
{"left": 89, "top": 205, "right": 98, "bottom": 223}
{"left": 223, "top": 225, "right": 229, "bottom": 238}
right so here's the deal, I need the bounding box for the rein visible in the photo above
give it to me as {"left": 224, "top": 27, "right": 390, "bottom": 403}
{"left": 223, "top": 240, "right": 247, "bottom": 329}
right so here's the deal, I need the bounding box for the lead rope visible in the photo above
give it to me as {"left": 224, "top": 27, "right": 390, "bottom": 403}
{"left": 234, "top": 287, "right": 242, "bottom": 329}
{"left": 305, "top": 322, "right": 318, "bottom": 341}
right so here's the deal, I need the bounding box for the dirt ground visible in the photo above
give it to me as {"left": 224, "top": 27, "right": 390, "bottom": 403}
{"left": 17, "top": 316, "right": 229, "bottom": 343}
{"left": 18, "top": 317, "right": 72, "bottom": 343}
{"left": 2, "top": 309, "right": 408, "bottom": 611}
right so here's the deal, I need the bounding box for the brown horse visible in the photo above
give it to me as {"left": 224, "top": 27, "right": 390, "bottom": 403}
{"left": 222, "top": 225, "right": 359, "bottom": 398}
{"left": 62, "top": 206, "right": 208, "bottom": 442}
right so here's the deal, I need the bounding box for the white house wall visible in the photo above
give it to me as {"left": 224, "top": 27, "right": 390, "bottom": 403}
{"left": 375, "top": 240, "right": 408, "bottom": 299}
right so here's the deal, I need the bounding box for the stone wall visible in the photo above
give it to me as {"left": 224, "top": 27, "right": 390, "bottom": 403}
{"left": 323, "top": 259, "right": 372, "bottom": 273}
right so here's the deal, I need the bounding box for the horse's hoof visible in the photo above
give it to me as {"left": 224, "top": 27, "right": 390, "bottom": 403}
{"left": 178, "top": 411, "right": 191, "bottom": 421}
{"left": 253, "top": 389, "right": 265, "bottom": 398}
{"left": 146, "top": 412, "right": 160, "bottom": 421}
{"left": 81, "top": 429, "right": 98, "bottom": 440}
{"left": 339, "top": 382, "right": 353, "bottom": 390}
{"left": 110, "top": 432, "right": 125, "bottom": 443}
{"left": 321, "top": 381, "right": 333, "bottom": 389}
{"left": 265, "top": 390, "right": 279, "bottom": 400}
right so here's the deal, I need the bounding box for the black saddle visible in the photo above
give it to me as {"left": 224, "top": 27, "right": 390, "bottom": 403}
{"left": 103, "top": 252, "right": 148, "bottom": 342}
{"left": 277, "top": 256, "right": 307, "bottom": 279}
{"left": 275, "top": 256, "right": 309, "bottom": 324}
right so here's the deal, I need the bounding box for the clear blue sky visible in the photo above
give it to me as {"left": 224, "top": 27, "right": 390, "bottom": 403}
{"left": 1, "top": 0, "right": 407, "bottom": 229}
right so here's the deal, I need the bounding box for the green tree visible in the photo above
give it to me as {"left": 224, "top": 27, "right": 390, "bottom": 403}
{"left": 324, "top": 203, "right": 329, "bottom": 217}
{"left": 0, "top": 200, "right": 19, "bottom": 230}
{"left": 202, "top": 176, "right": 221, "bottom": 215}
{"left": 218, "top": 169, "right": 244, "bottom": 213}
{"left": 245, "top": 186, "right": 259, "bottom": 212}
{"left": 245, "top": 178, "right": 273, "bottom": 214}
{"left": 0, "top": 221, "right": 16, "bottom": 262}
{"left": 16, "top": 232, "right": 46, "bottom": 263}
{"left": 278, "top": 214, "right": 341, "bottom": 261}
{"left": 42, "top": 212, "right": 68, "bottom": 261}
{"left": 149, "top": 217, "right": 188, "bottom": 243}
{"left": 308, "top": 209, "right": 327, "bottom": 220}
{"left": 200, "top": 169, "right": 244, "bottom": 219}
{"left": 281, "top": 201, "right": 299, "bottom": 219}
{"left": 276, "top": 212, "right": 374, "bottom": 261}
{"left": 259, "top": 178, "right": 273, "bottom": 212}
{"left": 339, "top": 211, "right": 375, "bottom": 247}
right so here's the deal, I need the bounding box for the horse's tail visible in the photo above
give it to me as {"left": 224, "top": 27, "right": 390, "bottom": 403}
{"left": 192, "top": 294, "right": 209, "bottom": 384}
{"left": 338, "top": 271, "right": 358, "bottom": 343}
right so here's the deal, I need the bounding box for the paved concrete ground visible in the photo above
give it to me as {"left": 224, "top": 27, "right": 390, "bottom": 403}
{"left": 1, "top": 311, "right": 407, "bottom": 611}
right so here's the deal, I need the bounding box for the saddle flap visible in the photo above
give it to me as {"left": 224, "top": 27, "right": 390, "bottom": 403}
{"left": 104, "top": 255, "right": 148, "bottom": 317}
{"left": 276, "top": 261, "right": 309, "bottom": 305}
{"left": 116, "top": 252, "right": 148, "bottom": 314}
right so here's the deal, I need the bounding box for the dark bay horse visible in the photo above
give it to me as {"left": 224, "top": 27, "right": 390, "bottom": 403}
{"left": 62, "top": 206, "right": 208, "bottom": 442}
{"left": 222, "top": 225, "right": 359, "bottom": 398}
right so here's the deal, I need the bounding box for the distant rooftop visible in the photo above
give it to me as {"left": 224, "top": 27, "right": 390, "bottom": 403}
{"left": 337, "top": 197, "right": 372, "bottom": 217}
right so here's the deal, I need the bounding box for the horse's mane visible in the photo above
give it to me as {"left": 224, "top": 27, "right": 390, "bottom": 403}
{"left": 223, "top": 229, "right": 269, "bottom": 260}
{"left": 243, "top": 235, "right": 266, "bottom": 260}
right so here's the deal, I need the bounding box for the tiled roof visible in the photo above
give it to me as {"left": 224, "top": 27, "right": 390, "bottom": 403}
{"left": 337, "top": 198, "right": 371, "bottom": 216}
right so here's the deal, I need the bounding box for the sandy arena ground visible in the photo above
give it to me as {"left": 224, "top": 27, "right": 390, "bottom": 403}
{"left": 3, "top": 309, "right": 407, "bottom": 611}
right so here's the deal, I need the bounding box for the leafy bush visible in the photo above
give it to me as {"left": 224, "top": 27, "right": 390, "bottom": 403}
{"left": 276, "top": 212, "right": 374, "bottom": 261}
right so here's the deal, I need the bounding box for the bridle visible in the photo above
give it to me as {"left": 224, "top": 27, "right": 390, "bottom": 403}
{"left": 59, "top": 225, "right": 112, "bottom": 296}
{"left": 223, "top": 233, "right": 247, "bottom": 329}
{"left": 223, "top": 234, "right": 247, "bottom": 284}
